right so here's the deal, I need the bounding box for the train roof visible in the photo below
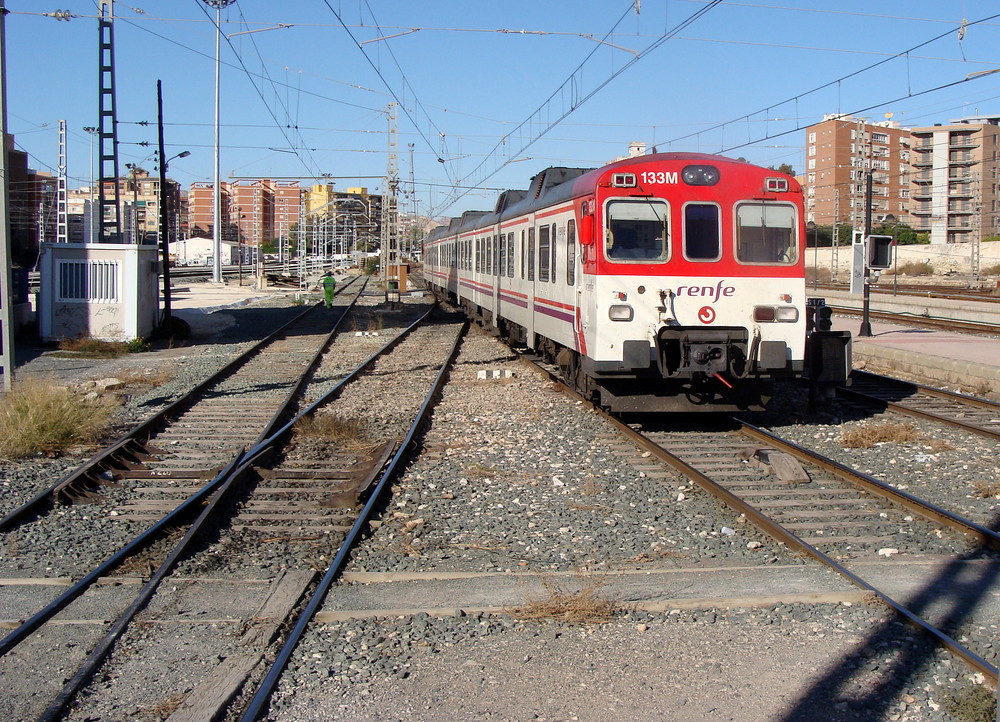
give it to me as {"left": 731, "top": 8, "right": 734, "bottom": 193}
{"left": 424, "top": 152, "right": 792, "bottom": 243}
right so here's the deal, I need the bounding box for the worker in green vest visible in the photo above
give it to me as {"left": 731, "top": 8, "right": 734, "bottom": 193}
{"left": 322, "top": 271, "right": 337, "bottom": 308}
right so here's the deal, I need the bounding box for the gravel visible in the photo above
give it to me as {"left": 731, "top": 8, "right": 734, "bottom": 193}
{"left": 3, "top": 286, "right": 998, "bottom": 721}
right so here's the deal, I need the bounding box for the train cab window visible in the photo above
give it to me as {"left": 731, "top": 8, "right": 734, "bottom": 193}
{"left": 538, "top": 225, "right": 550, "bottom": 282}
{"left": 683, "top": 203, "right": 721, "bottom": 261}
{"left": 605, "top": 199, "right": 669, "bottom": 262}
{"left": 735, "top": 203, "right": 798, "bottom": 264}
{"left": 566, "top": 220, "right": 576, "bottom": 286}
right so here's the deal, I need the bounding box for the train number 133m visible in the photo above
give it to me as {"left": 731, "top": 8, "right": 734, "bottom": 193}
{"left": 639, "top": 171, "right": 679, "bottom": 185}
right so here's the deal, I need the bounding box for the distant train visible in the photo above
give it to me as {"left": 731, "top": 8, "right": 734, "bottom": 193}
{"left": 423, "top": 152, "right": 848, "bottom": 412}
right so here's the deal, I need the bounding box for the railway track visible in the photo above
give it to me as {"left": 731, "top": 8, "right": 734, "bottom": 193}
{"left": 836, "top": 369, "right": 1000, "bottom": 441}
{"left": 625, "top": 415, "right": 999, "bottom": 682}
{"left": 828, "top": 304, "right": 1000, "bottom": 336}
{"left": 0, "top": 297, "right": 468, "bottom": 721}
{"left": 0, "top": 275, "right": 367, "bottom": 533}
{"left": 510, "top": 351, "right": 1000, "bottom": 690}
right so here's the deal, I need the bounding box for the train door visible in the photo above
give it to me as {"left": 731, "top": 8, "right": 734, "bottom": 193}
{"left": 490, "top": 228, "right": 501, "bottom": 327}
{"left": 525, "top": 220, "right": 536, "bottom": 348}
{"left": 576, "top": 199, "right": 596, "bottom": 348}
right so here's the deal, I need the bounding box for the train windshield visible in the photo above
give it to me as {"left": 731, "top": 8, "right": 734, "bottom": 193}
{"left": 605, "top": 199, "right": 669, "bottom": 262}
{"left": 735, "top": 203, "right": 798, "bottom": 265}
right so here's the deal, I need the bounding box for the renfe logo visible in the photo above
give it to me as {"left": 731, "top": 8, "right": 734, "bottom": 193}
{"left": 676, "top": 281, "right": 736, "bottom": 303}
{"left": 698, "top": 306, "right": 716, "bottom": 323}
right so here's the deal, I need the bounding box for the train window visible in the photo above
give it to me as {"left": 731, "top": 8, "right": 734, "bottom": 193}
{"left": 520, "top": 230, "right": 526, "bottom": 279}
{"left": 507, "top": 232, "right": 515, "bottom": 277}
{"left": 538, "top": 225, "right": 550, "bottom": 282}
{"left": 528, "top": 227, "right": 536, "bottom": 281}
{"left": 550, "top": 224, "right": 557, "bottom": 283}
{"left": 735, "top": 203, "right": 798, "bottom": 265}
{"left": 683, "top": 203, "right": 721, "bottom": 261}
{"left": 605, "top": 199, "right": 669, "bottom": 262}
{"left": 566, "top": 220, "right": 576, "bottom": 286}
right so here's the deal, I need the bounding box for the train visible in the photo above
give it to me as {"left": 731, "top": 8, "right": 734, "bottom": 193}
{"left": 422, "top": 151, "right": 850, "bottom": 412}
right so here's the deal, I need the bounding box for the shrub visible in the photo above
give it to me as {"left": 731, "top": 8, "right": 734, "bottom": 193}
{"left": 840, "top": 420, "right": 920, "bottom": 448}
{"left": 895, "top": 260, "right": 933, "bottom": 276}
{"left": 57, "top": 337, "right": 129, "bottom": 357}
{"left": 126, "top": 337, "right": 151, "bottom": 353}
{"left": 981, "top": 263, "right": 1000, "bottom": 276}
{"left": 0, "top": 377, "right": 118, "bottom": 458}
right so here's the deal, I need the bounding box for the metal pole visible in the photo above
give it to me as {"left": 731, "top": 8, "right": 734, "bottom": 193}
{"left": 211, "top": 4, "right": 223, "bottom": 282}
{"left": 0, "top": 0, "right": 16, "bottom": 390}
{"left": 157, "top": 80, "right": 172, "bottom": 326}
{"left": 859, "top": 171, "right": 874, "bottom": 337}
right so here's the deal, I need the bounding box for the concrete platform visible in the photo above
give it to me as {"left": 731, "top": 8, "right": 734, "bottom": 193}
{"left": 832, "top": 316, "right": 1000, "bottom": 397}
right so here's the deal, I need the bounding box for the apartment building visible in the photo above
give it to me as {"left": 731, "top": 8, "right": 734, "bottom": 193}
{"left": 908, "top": 115, "right": 1000, "bottom": 245}
{"left": 803, "top": 114, "right": 911, "bottom": 229}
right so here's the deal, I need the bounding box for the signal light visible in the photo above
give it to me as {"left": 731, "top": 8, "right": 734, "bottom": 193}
{"left": 805, "top": 298, "right": 833, "bottom": 333}
{"left": 815, "top": 305, "right": 833, "bottom": 331}
{"left": 867, "top": 235, "right": 894, "bottom": 270}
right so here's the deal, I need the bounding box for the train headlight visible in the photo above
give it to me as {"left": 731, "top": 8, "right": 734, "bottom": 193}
{"left": 609, "top": 304, "right": 634, "bottom": 322}
{"left": 681, "top": 165, "right": 721, "bottom": 186}
{"left": 753, "top": 305, "right": 798, "bottom": 323}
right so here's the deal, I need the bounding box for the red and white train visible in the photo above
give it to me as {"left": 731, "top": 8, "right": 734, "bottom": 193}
{"left": 423, "top": 152, "right": 847, "bottom": 412}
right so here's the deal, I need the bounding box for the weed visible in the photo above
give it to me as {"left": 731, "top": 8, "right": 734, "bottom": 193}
{"left": 509, "top": 576, "right": 619, "bottom": 624}
{"left": 0, "top": 377, "right": 118, "bottom": 458}
{"left": 114, "top": 368, "right": 175, "bottom": 388}
{"left": 894, "top": 260, "right": 933, "bottom": 276}
{"left": 972, "top": 480, "right": 1000, "bottom": 499}
{"left": 57, "top": 337, "right": 129, "bottom": 358}
{"left": 293, "top": 412, "right": 369, "bottom": 450}
{"left": 139, "top": 692, "right": 188, "bottom": 720}
{"left": 806, "top": 266, "right": 832, "bottom": 284}
{"left": 940, "top": 683, "right": 995, "bottom": 722}
{"left": 924, "top": 438, "right": 954, "bottom": 454}
{"left": 980, "top": 262, "right": 1000, "bottom": 276}
{"left": 839, "top": 420, "right": 920, "bottom": 448}
{"left": 126, "top": 337, "right": 151, "bottom": 353}
{"left": 465, "top": 462, "right": 497, "bottom": 478}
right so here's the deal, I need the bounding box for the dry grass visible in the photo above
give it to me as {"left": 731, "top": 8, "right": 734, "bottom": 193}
{"left": 0, "top": 377, "right": 119, "bottom": 459}
{"left": 293, "top": 412, "right": 369, "bottom": 450}
{"left": 941, "top": 683, "right": 996, "bottom": 722}
{"left": 924, "top": 438, "right": 955, "bottom": 454}
{"left": 839, "top": 420, "right": 920, "bottom": 448}
{"left": 114, "top": 368, "right": 175, "bottom": 388}
{"left": 508, "top": 576, "right": 619, "bottom": 625}
{"left": 139, "top": 692, "right": 188, "bottom": 720}
{"left": 57, "top": 337, "right": 129, "bottom": 357}
{"left": 971, "top": 480, "right": 1000, "bottom": 499}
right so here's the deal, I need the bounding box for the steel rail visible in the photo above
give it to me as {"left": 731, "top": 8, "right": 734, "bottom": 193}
{"left": 0, "top": 280, "right": 368, "bottom": 659}
{"left": 626, "top": 416, "right": 998, "bottom": 684}
{"left": 32, "top": 302, "right": 446, "bottom": 721}
{"left": 828, "top": 305, "right": 1000, "bottom": 336}
{"left": 0, "top": 277, "right": 364, "bottom": 532}
{"left": 519, "top": 352, "right": 998, "bottom": 685}
{"left": 836, "top": 370, "right": 1000, "bottom": 442}
{"left": 240, "top": 315, "right": 470, "bottom": 721}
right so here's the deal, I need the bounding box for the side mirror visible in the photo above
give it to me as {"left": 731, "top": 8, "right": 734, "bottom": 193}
{"left": 579, "top": 214, "right": 595, "bottom": 246}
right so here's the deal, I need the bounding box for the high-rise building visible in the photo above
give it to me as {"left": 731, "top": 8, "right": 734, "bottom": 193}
{"left": 908, "top": 116, "right": 1000, "bottom": 245}
{"left": 803, "top": 114, "right": 911, "bottom": 230}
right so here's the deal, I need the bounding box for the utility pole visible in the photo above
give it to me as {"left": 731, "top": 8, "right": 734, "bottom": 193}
{"left": 97, "top": 1, "right": 122, "bottom": 242}
{"left": 57, "top": 121, "right": 68, "bottom": 243}
{"left": 1, "top": 0, "right": 16, "bottom": 389}
{"left": 381, "top": 103, "right": 400, "bottom": 298}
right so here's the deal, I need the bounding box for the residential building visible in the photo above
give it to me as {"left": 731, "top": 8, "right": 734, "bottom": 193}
{"left": 803, "top": 114, "right": 911, "bottom": 230}
{"left": 908, "top": 115, "right": 1000, "bottom": 244}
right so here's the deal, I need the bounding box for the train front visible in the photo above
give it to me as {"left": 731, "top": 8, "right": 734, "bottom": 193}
{"left": 577, "top": 153, "right": 811, "bottom": 413}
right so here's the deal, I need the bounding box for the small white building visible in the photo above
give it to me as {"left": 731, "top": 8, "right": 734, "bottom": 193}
{"left": 37, "top": 242, "right": 160, "bottom": 342}
{"left": 169, "top": 235, "right": 239, "bottom": 266}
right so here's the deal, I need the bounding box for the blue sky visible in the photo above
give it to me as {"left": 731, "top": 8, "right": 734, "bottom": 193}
{"left": 6, "top": 1, "right": 1000, "bottom": 218}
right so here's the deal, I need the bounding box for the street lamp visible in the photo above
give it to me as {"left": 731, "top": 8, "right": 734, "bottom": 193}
{"left": 201, "top": 0, "right": 237, "bottom": 284}
{"left": 158, "top": 149, "right": 190, "bottom": 331}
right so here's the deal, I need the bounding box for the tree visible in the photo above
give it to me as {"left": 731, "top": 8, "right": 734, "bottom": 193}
{"left": 768, "top": 163, "right": 796, "bottom": 177}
